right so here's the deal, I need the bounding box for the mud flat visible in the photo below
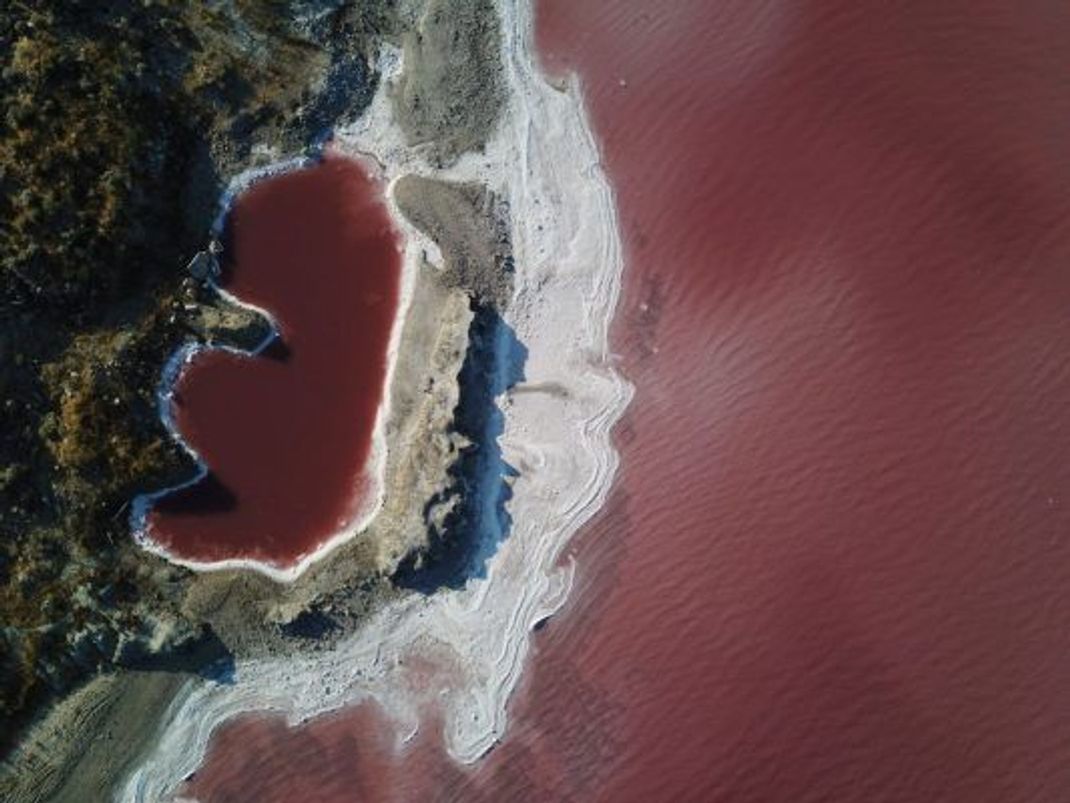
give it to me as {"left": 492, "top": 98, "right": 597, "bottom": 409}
{"left": 116, "top": 0, "right": 630, "bottom": 797}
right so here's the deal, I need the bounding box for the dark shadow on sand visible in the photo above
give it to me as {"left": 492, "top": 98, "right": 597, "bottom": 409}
{"left": 121, "top": 624, "right": 236, "bottom": 685}
{"left": 395, "top": 302, "right": 527, "bottom": 592}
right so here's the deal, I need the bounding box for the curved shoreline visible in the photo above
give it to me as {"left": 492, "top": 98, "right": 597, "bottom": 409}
{"left": 129, "top": 153, "right": 414, "bottom": 583}
{"left": 120, "top": 0, "right": 632, "bottom": 796}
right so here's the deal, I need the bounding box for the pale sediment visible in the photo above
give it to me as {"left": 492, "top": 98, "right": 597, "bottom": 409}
{"left": 159, "top": 224, "right": 479, "bottom": 653}
{"left": 394, "top": 175, "right": 514, "bottom": 309}
{"left": 0, "top": 672, "right": 190, "bottom": 803}
{"left": 391, "top": 0, "right": 505, "bottom": 166}
{"left": 119, "top": 0, "right": 631, "bottom": 797}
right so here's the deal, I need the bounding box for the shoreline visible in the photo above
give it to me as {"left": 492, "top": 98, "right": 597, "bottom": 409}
{"left": 129, "top": 151, "right": 415, "bottom": 584}
{"left": 120, "top": 0, "right": 632, "bottom": 796}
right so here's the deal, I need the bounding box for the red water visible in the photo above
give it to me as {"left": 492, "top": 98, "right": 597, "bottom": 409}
{"left": 147, "top": 154, "right": 400, "bottom": 567}
{"left": 188, "top": 1, "right": 1070, "bottom": 800}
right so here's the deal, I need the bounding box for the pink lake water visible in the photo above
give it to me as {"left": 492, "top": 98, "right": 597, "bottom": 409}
{"left": 147, "top": 154, "right": 400, "bottom": 568}
{"left": 187, "top": 1, "right": 1070, "bottom": 800}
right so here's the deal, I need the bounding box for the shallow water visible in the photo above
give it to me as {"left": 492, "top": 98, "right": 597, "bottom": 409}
{"left": 148, "top": 154, "right": 400, "bottom": 567}
{"left": 186, "top": 1, "right": 1070, "bottom": 800}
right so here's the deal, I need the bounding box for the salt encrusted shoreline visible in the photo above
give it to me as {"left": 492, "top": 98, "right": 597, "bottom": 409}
{"left": 129, "top": 152, "right": 419, "bottom": 583}
{"left": 121, "top": 0, "right": 631, "bottom": 797}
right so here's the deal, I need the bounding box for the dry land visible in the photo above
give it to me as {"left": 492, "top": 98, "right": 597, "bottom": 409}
{"left": 391, "top": 0, "right": 504, "bottom": 165}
